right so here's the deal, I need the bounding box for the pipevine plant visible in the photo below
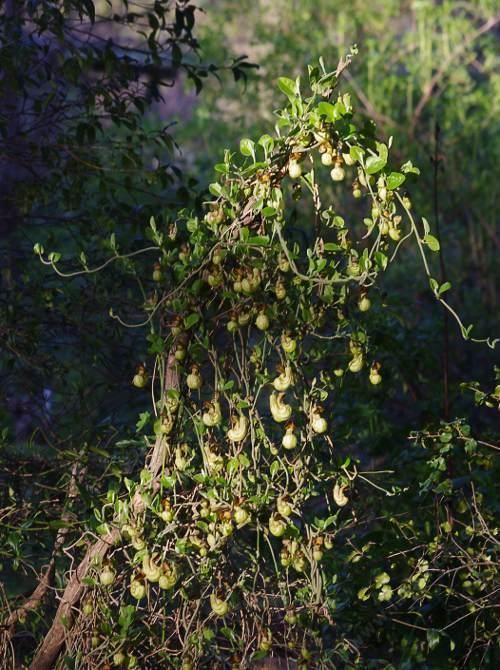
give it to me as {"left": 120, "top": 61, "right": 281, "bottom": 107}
{"left": 24, "top": 54, "right": 496, "bottom": 669}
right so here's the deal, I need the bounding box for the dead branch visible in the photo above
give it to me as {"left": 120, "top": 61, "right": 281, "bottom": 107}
{"left": 410, "top": 15, "right": 499, "bottom": 133}
{"left": 28, "top": 345, "right": 180, "bottom": 670}
{"left": 342, "top": 69, "right": 400, "bottom": 130}
{"left": 4, "top": 460, "right": 83, "bottom": 639}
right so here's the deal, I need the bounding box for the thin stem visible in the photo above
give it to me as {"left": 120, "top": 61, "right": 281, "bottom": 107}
{"left": 433, "top": 122, "right": 450, "bottom": 420}
{"left": 39, "top": 246, "right": 160, "bottom": 278}
{"left": 396, "top": 192, "right": 497, "bottom": 348}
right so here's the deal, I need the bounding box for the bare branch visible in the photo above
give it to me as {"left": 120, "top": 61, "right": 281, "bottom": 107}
{"left": 4, "top": 461, "right": 83, "bottom": 639}
{"left": 28, "top": 346, "right": 180, "bottom": 670}
{"left": 410, "top": 16, "right": 499, "bottom": 133}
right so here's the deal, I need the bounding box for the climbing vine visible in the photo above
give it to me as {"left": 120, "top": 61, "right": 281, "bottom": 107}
{"left": 7, "top": 54, "right": 498, "bottom": 670}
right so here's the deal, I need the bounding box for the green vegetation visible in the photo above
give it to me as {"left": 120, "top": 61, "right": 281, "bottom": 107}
{"left": 0, "top": 2, "right": 498, "bottom": 669}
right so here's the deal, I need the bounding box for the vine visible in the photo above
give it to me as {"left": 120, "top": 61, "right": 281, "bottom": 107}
{"left": 20, "top": 54, "right": 498, "bottom": 669}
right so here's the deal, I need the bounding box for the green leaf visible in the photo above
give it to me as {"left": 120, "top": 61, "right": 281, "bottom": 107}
{"left": 377, "top": 142, "right": 388, "bottom": 161}
{"left": 136, "top": 412, "right": 150, "bottom": 432}
{"left": 317, "top": 101, "right": 335, "bottom": 121}
{"left": 118, "top": 605, "right": 135, "bottom": 634}
{"left": 374, "top": 571, "right": 390, "bottom": 588}
{"left": 175, "top": 539, "right": 188, "bottom": 554}
{"left": 365, "top": 156, "right": 386, "bottom": 175}
{"left": 208, "top": 182, "right": 223, "bottom": 197}
{"left": 147, "top": 332, "right": 165, "bottom": 354}
{"left": 48, "top": 520, "right": 70, "bottom": 530}
{"left": 63, "top": 655, "right": 76, "bottom": 670}
{"left": 238, "top": 453, "right": 250, "bottom": 468}
{"left": 226, "top": 457, "right": 238, "bottom": 473}
{"left": 186, "top": 217, "right": 198, "bottom": 233}
{"left": 184, "top": 313, "right": 200, "bottom": 329}
{"left": 322, "top": 515, "right": 337, "bottom": 530}
{"left": 401, "top": 160, "right": 420, "bottom": 175}
{"left": 247, "top": 235, "right": 270, "bottom": 246}
{"left": 202, "top": 627, "right": 215, "bottom": 641}
{"left": 349, "top": 145, "right": 364, "bottom": 163}
{"left": 160, "top": 475, "right": 176, "bottom": 489}
{"left": 89, "top": 446, "right": 110, "bottom": 458}
{"left": 427, "top": 629, "right": 441, "bottom": 651}
{"left": 251, "top": 650, "right": 268, "bottom": 661}
{"left": 239, "top": 138, "right": 255, "bottom": 160}
{"left": 261, "top": 206, "right": 276, "bottom": 218}
{"left": 140, "top": 468, "right": 153, "bottom": 485}
{"left": 323, "top": 243, "right": 341, "bottom": 252}
{"left": 438, "top": 281, "right": 451, "bottom": 295}
{"left": 359, "top": 248, "right": 371, "bottom": 273}
{"left": 386, "top": 172, "right": 406, "bottom": 190}
{"left": 221, "top": 626, "right": 238, "bottom": 643}
{"left": 270, "top": 460, "right": 280, "bottom": 477}
{"left": 277, "top": 76, "right": 297, "bottom": 101}
{"left": 214, "top": 162, "right": 229, "bottom": 174}
{"left": 462, "top": 324, "right": 474, "bottom": 338}
{"left": 316, "top": 99, "right": 346, "bottom": 122}
{"left": 424, "top": 234, "right": 440, "bottom": 252}
{"left": 334, "top": 99, "right": 347, "bottom": 117}
{"left": 241, "top": 159, "right": 268, "bottom": 175}
{"left": 357, "top": 586, "right": 370, "bottom": 601}
{"left": 81, "top": 577, "right": 96, "bottom": 587}
{"left": 365, "top": 143, "right": 388, "bottom": 175}
{"left": 258, "top": 134, "right": 274, "bottom": 157}
{"left": 374, "top": 251, "right": 388, "bottom": 270}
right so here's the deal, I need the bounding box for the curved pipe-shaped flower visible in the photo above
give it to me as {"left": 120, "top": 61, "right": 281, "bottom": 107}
{"left": 273, "top": 364, "right": 294, "bottom": 392}
{"left": 204, "top": 446, "right": 224, "bottom": 474}
{"left": 210, "top": 592, "right": 230, "bottom": 616}
{"left": 270, "top": 392, "right": 292, "bottom": 423}
{"left": 333, "top": 482, "right": 349, "bottom": 507}
{"left": 142, "top": 553, "right": 162, "bottom": 583}
{"left": 158, "top": 561, "right": 178, "bottom": 590}
{"left": 227, "top": 414, "right": 248, "bottom": 442}
{"left": 348, "top": 354, "right": 364, "bottom": 373}
{"left": 202, "top": 400, "right": 222, "bottom": 427}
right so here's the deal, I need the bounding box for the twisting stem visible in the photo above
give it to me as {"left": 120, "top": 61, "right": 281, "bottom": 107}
{"left": 4, "top": 460, "right": 83, "bottom": 639}
{"left": 433, "top": 122, "right": 450, "bottom": 420}
{"left": 395, "top": 192, "right": 497, "bottom": 349}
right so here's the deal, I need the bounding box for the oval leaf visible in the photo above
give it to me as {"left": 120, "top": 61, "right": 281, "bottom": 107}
{"left": 209, "top": 182, "right": 223, "bottom": 197}
{"left": 365, "top": 156, "right": 386, "bottom": 175}
{"left": 386, "top": 172, "right": 406, "bottom": 190}
{"left": 317, "top": 101, "right": 335, "bottom": 121}
{"left": 277, "top": 76, "right": 297, "bottom": 101}
{"left": 350, "top": 146, "right": 365, "bottom": 163}
{"left": 258, "top": 134, "right": 274, "bottom": 156}
{"left": 239, "top": 138, "right": 255, "bottom": 159}
{"left": 424, "top": 234, "right": 440, "bottom": 252}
